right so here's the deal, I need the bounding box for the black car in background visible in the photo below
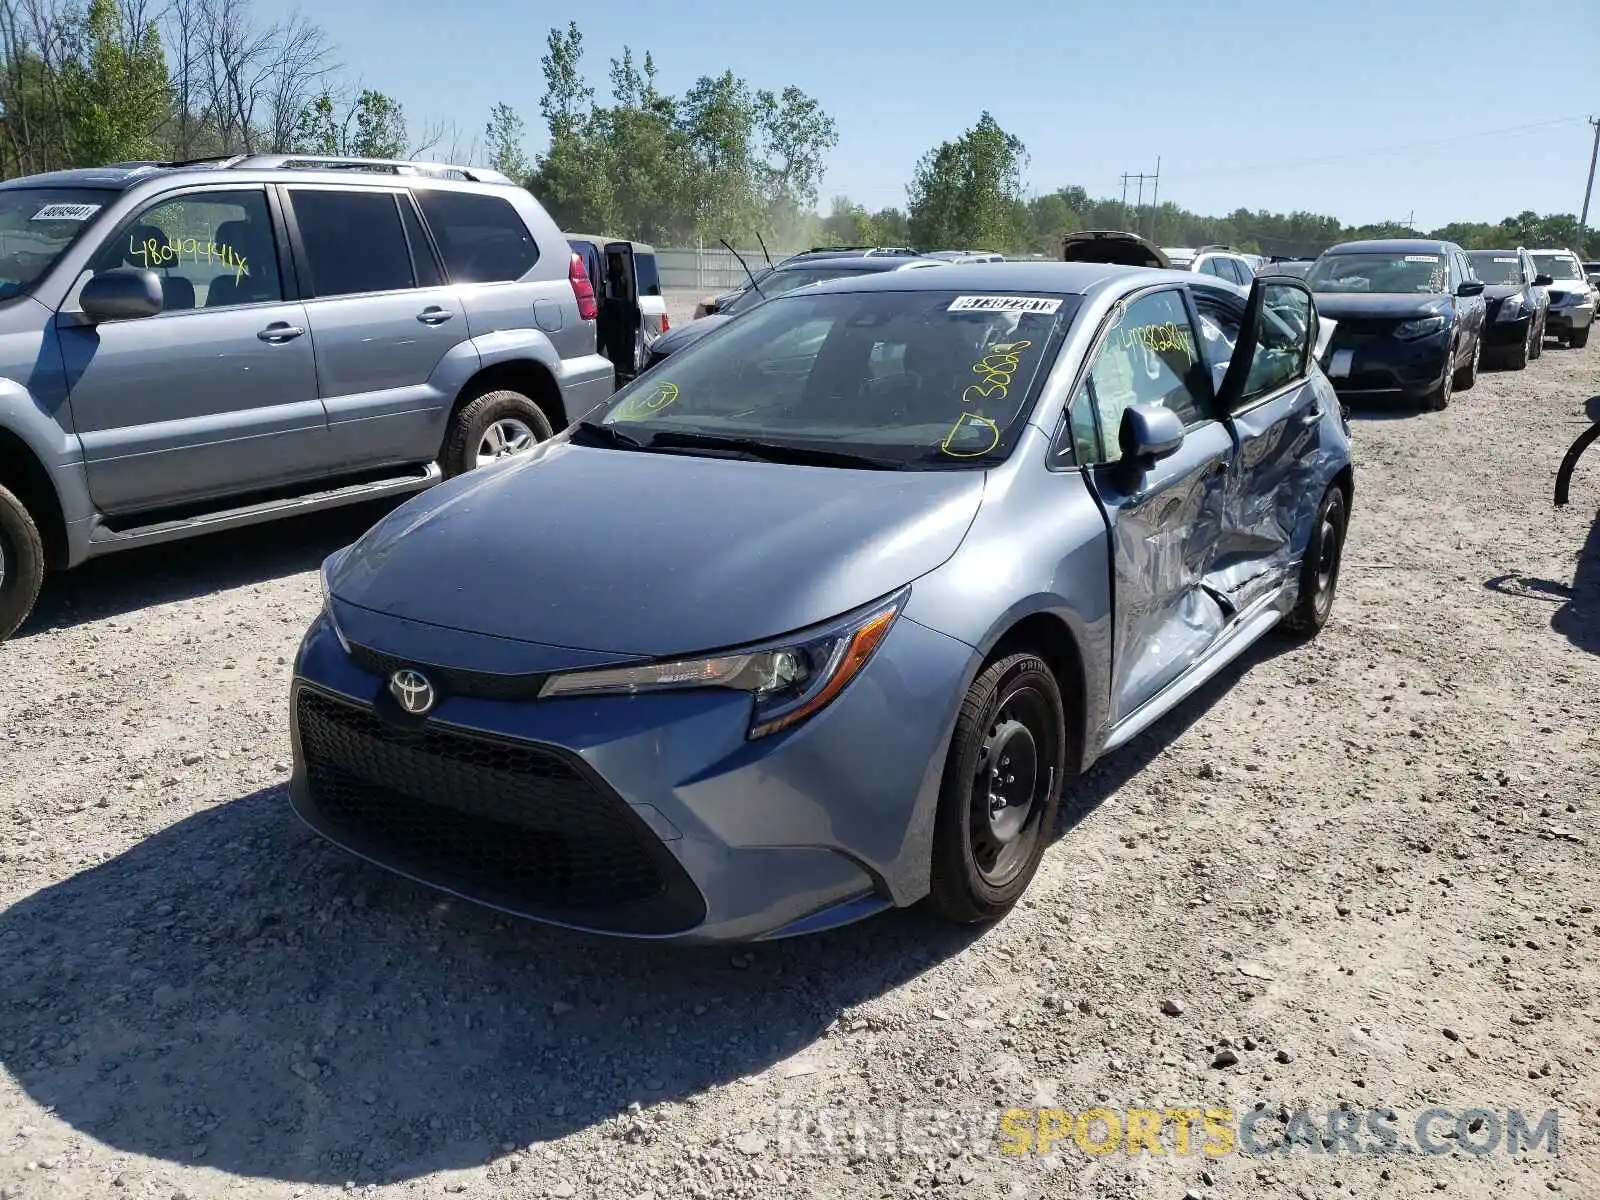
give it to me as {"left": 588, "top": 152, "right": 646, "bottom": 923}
{"left": 1264, "top": 259, "right": 1316, "bottom": 279}
{"left": 645, "top": 255, "right": 946, "bottom": 366}
{"left": 1465, "top": 248, "right": 1550, "bottom": 369}
{"left": 1307, "top": 239, "right": 1487, "bottom": 411}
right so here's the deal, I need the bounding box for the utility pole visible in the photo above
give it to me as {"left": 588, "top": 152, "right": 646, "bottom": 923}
{"left": 1579, "top": 116, "right": 1599, "bottom": 254}
{"left": 1120, "top": 163, "right": 1160, "bottom": 237}
{"left": 1149, "top": 156, "right": 1160, "bottom": 241}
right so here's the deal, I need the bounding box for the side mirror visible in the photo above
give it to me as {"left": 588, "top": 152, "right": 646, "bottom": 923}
{"left": 80, "top": 268, "right": 163, "bottom": 321}
{"left": 1533, "top": 274, "right": 1553, "bottom": 287}
{"left": 1456, "top": 280, "right": 1485, "bottom": 297}
{"left": 1119, "top": 403, "right": 1185, "bottom": 465}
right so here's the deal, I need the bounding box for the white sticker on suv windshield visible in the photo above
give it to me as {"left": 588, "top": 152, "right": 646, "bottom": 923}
{"left": 1403, "top": 255, "right": 1439, "bottom": 263}
{"left": 948, "top": 295, "right": 1062, "bottom": 315}
{"left": 31, "top": 203, "right": 101, "bottom": 221}
{"left": 1493, "top": 257, "right": 1518, "bottom": 263}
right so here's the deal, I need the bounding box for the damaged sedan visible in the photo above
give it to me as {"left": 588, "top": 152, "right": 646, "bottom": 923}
{"left": 290, "top": 263, "right": 1353, "bottom": 943}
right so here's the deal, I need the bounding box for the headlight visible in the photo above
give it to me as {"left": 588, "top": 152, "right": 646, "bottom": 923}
{"left": 1394, "top": 315, "right": 1447, "bottom": 340}
{"left": 538, "top": 589, "right": 907, "bottom": 740}
{"left": 319, "top": 548, "right": 352, "bottom": 652}
{"left": 1496, "top": 295, "right": 1523, "bottom": 320}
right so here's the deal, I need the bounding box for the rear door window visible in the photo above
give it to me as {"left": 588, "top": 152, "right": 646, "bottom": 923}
{"left": 635, "top": 252, "right": 662, "bottom": 297}
{"left": 288, "top": 189, "right": 413, "bottom": 297}
{"left": 416, "top": 190, "right": 538, "bottom": 283}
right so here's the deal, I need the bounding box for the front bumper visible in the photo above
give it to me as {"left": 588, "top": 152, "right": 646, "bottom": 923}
{"left": 1323, "top": 329, "right": 1451, "bottom": 397}
{"left": 1546, "top": 302, "right": 1594, "bottom": 335}
{"left": 288, "top": 608, "right": 974, "bottom": 942}
{"left": 1482, "top": 312, "right": 1532, "bottom": 347}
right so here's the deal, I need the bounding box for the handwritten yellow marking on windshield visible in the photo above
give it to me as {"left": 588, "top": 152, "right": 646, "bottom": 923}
{"left": 940, "top": 413, "right": 1000, "bottom": 457}
{"left": 128, "top": 234, "right": 248, "bottom": 282}
{"left": 962, "top": 339, "right": 1033, "bottom": 403}
{"left": 612, "top": 380, "right": 679, "bottom": 421}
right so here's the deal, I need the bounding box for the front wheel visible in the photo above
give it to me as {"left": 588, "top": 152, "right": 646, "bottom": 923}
{"left": 0, "top": 483, "right": 46, "bottom": 642}
{"left": 1282, "top": 484, "right": 1348, "bottom": 637}
{"left": 1572, "top": 325, "right": 1591, "bottom": 350}
{"left": 1452, "top": 334, "right": 1480, "bottom": 391}
{"left": 440, "top": 389, "right": 554, "bottom": 479}
{"left": 1530, "top": 315, "right": 1544, "bottom": 359}
{"left": 1504, "top": 324, "right": 1530, "bottom": 370}
{"left": 926, "top": 653, "right": 1066, "bottom": 925}
{"left": 1424, "top": 345, "right": 1455, "bottom": 411}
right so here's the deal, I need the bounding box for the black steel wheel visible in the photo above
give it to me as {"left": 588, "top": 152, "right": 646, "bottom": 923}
{"left": 927, "top": 653, "right": 1066, "bottom": 924}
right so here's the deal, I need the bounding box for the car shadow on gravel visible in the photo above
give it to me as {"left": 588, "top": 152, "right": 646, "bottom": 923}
{"left": 0, "top": 637, "right": 1291, "bottom": 1187}
{"left": 15, "top": 499, "right": 403, "bottom": 639}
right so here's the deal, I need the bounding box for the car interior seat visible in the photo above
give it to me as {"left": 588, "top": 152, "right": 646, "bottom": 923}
{"left": 205, "top": 220, "right": 276, "bottom": 307}
{"left": 121, "top": 223, "right": 195, "bottom": 310}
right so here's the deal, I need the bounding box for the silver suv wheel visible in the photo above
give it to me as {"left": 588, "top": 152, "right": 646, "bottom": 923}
{"left": 476, "top": 418, "right": 537, "bottom": 467}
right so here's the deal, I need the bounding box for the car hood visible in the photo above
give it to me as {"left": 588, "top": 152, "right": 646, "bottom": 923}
{"left": 1480, "top": 284, "right": 1524, "bottom": 301}
{"left": 1545, "top": 280, "right": 1592, "bottom": 297}
{"left": 651, "top": 313, "right": 733, "bottom": 358}
{"left": 327, "top": 440, "right": 986, "bottom": 659}
{"left": 1309, "top": 293, "right": 1452, "bottom": 319}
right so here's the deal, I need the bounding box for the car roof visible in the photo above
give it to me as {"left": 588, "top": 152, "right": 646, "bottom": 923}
{"left": 789, "top": 260, "right": 1171, "bottom": 297}
{"left": 1327, "top": 238, "right": 1459, "bottom": 254}
{"left": 0, "top": 156, "right": 517, "bottom": 194}
{"left": 1466, "top": 248, "right": 1524, "bottom": 255}
{"left": 773, "top": 255, "right": 943, "bottom": 273}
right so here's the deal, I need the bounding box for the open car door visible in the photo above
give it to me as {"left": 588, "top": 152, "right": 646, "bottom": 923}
{"left": 1209, "top": 274, "right": 1329, "bottom": 611}
{"left": 602, "top": 241, "right": 642, "bottom": 380}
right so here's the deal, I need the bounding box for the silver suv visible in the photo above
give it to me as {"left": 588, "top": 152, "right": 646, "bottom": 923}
{"left": 0, "top": 154, "right": 615, "bottom": 640}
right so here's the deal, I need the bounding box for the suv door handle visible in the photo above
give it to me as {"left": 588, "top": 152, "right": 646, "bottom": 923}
{"left": 257, "top": 323, "right": 305, "bottom": 343}
{"left": 417, "top": 307, "right": 454, "bottom": 325}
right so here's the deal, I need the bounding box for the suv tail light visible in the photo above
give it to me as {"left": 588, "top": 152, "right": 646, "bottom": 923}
{"left": 568, "top": 253, "right": 598, "bottom": 321}
{"left": 660, "top": 313, "right": 670, "bottom": 331}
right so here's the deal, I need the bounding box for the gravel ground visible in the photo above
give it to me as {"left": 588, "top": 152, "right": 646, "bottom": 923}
{"left": 1, "top": 304, "right": 1597, "bottom": 1200}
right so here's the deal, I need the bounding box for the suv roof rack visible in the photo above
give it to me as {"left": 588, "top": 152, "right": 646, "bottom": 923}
{"left": 228, "top": 154, "right": 514, "bottom": 184}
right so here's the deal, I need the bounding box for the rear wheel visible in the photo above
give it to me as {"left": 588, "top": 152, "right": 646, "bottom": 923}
{"left": 441, "top": 389, "right": 554, "bottom": 479}
{"left": 926, "top": 653, "right": 1066, "bottom": 925}
{"left": 1282, "top": 484, "right": 1347, "bottom": 637}
{"left": 0, "top": 483, "right": 45, "bottom": 642}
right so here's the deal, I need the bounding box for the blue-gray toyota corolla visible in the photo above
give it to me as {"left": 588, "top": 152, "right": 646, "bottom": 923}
{"left": 291, "top": 263, "right": 1354, "bottom": 943}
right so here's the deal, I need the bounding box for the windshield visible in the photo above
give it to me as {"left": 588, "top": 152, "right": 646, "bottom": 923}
{"left": 721, "top": 265, "right": 884, "bottom": 315}
{"left": 1466, "top": 253, "right": 1525, "bottom": 286}
{"left": 594, "top": 289, "right": 1080, "bottom": 468}
{"left": 1530, "top": 253, "right": 1582, "bottom": 281}
{"left": 1307, "top": 251, "right": 1446, "bottom": 294}
{"left": 0, "top": 187, "right": 116, "bottom": 296}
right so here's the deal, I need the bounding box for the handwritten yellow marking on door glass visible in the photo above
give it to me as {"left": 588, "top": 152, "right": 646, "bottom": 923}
{"left": 128, "top": 234, "right": 248, "bottom": 282}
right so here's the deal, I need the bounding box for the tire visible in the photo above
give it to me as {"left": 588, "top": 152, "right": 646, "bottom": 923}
{"left": 1504, "top": 324, "right": 1530, "bottom": 370}
{"left": 926, "top": 653, "right": 1067, "bottom": 925}
{"left": 1424, "top": 345, "right": 1454, "bottom": 411}
{"left": 1452, "top": 334, "right": 1479, "bottom": 391}
{"left": 1572, "top": 325, "right": 1591, "bottom": 350}
{"left": 0, "top": 483, "right": 45, "bottom": 642}
{"left": 1282, "top": 484, "right": 1348, "bottom": 638}
{"left": 1530, "top": 315, "right": 1544, "bottom": 359}
{"left": 440, "top": 389, "right": 554, "bottom": 479}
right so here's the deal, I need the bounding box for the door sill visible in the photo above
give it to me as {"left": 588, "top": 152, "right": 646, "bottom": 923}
{"left": 84, "top": 464, "right": 440, "bottom": 557}
{"left": 1101, "top": 587, "right": 1285, "bottom": 754}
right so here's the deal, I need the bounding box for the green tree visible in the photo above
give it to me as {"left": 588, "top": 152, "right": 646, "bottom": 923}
{"left": 906, "top": 112, "right": 1028, "bottom": 252}
{"left": 291, "top": 88, "right": 407, "bottom": 159}
{"left": 819, "top": 195, "right": 878, "bottom": 246}
{"left": 65, "top": 0, "right": 171, "bottom": 166}
{"left": 484, "top": 101, "right": 532, "bottom": 183}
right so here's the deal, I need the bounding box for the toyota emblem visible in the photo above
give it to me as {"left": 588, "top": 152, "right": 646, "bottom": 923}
{"left": 388, "top": 668, "right": 436, "bottom": 715}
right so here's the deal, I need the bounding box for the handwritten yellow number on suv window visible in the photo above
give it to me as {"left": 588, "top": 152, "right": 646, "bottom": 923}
{"left": 961, "top": 339, "right": 1032, "bottom": 404}
{"left": 613, "top": 380, "right": 679, "bottom": 421}
{"left": 127, "top": 234, "right": 249, "bottom": 282}
{"left": 940, "top": 413, "right": 1001, "bottom": 457}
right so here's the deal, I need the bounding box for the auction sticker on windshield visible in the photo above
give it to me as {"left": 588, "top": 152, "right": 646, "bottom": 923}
{"left": 1403, "top": 255, "right": 1439, "bottom": 263}
{"left": 948, "top": 295, "right": 1063, "bottom": 315}
{"left": 31, "top": 203, "right": 101, "bottom": 221}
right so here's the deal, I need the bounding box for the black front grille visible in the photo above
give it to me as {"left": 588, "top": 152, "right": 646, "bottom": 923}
{"left": 293, "top": 687, "right": 705, "bottom": 933}
{"left": 348, "top": 643, "right": 546, "bottom": 701}
{"left": 1330, "top": 317, "right": 1401, "bottom": 338}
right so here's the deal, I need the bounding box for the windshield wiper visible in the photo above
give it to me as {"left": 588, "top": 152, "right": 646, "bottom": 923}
{"left": 571, "top": 420, "right": 646, "bottom": 450}
{"left": 645, "top": 430, "right": 903, "bottom": 469}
